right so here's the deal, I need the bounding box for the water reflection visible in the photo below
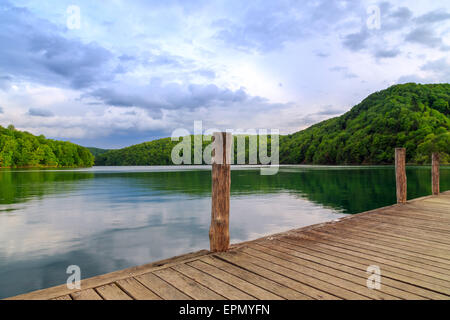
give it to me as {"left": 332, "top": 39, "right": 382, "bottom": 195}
{"left": 0, "top": 165, "right": 448, "bottom": 298}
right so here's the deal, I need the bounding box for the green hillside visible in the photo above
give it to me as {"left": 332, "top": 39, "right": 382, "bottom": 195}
{"left": 87, "top": 147, "right": 110, "bottom": 157}
{"left": 281, "top": 83, "right": 450, "bottom": 164}
{"left": 0, "top": 125, "right": 94, "bottom": 168}
{"left": 94, "top": 137, "right": 178, "bottom": 166}
{"left": 95, "top": 83, "right": 450, "bottom": 166}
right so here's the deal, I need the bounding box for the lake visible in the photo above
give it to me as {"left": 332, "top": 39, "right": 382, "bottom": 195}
{"left": 0, "top": 165, "right": 449, "bottom": 299}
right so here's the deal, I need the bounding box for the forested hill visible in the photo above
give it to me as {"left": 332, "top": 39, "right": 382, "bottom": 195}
{"left": 95, "top": 83, "right": 450, "bottom": 166}
{"left": 0, "top": 125, "right": 94, "bottom": 168}
{"left": 281, "top": 83, "right": 450, "bottom": 164}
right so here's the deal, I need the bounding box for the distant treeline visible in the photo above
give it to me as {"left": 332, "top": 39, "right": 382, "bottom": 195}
{"left": 95, "top": 83, "right": 450, "bottom": 166}
{"left": 94, "top": 135, "right": 278, "bottom": 166}
{"left": 0, "top": 125, "right": 94, "bottom": 168}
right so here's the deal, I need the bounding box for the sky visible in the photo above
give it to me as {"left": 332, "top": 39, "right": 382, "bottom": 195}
{"left": 0, "top": 0, "right": 449, "bottom": 148}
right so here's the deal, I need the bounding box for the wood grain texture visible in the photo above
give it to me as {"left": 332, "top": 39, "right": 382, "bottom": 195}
{"left": 71, "top": 288, "right": 103, "bottom": 300}
{"left": 395, "top": 148, "right": 407, "bottom": 204}
{"left": 432, "top": 152, "right": 440, "bottom": 195}
{"left": 210, "top": 132, "right": 231, "bottom": 252}
{"left": 116, "top": 277, "right": 161, "bottom": 300}
{"left": 96, "top": 283, "right": 132, "bottom": 300}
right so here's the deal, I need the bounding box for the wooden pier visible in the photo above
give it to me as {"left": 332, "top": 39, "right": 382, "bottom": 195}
{"left": 5, "top": 142, "right": 450, "bottom": 300}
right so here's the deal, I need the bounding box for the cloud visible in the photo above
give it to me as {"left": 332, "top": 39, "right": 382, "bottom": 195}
{"left": 315, "top": 106, "right": 345, "bottom": 116}
{"left": 381, "top": 6, "right": 413, "bottom": 30}
{"left": 193, "top": 69, "right": 216, "bottom": 79}
{"left": 213, "top": 0, "right": 360, "bottom": 52}
{"left": 374, "top": 48, "right": 400, "bottom": 58}
{"left": 0, "top": 75, "right": 12, "bottom": 90}
{"left": 89, "top": 81, "right": 250, "bottom": 114}
{"left": 405, "top": 27, "right": 443, "bottom": 48}
{"left": 342, "top": 28, "right": 370, "bottom": 51}
{"left": 416, "top": 10, "right": 450, "bottom": 24}
{"left": 420, "top": 58, "right": 450, "bottom": 82}
{"left": 0, "top": 2, "right": 118, "bottom": 90}
{"left": 397, "top": 75, "right": 432, "bottom": 84}
{"left": 315, "top": 52, "right": 330, "bottom": 58}
{"left": 0, "top": 106, "right": 3, "bottom": 114}
{"left": 340, "top": 4, "right": 450, "bottom": 59}
{"left": 398, "top": 58, "right": 450, "bottom": 84}
{"left": 329, "top": 66, "right": 358, "bottom": 79}
{"left": 28, "top": 108, "right": 54, "bottom": 117}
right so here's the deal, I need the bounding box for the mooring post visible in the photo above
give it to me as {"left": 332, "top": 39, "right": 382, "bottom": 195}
{"left": 210, "top": 132, "right": 231, "bottom": 252}
{"left": 395, "top": 148, "right": 407, "bottom": 204}
{"left": 432, "top": 152, "right": 440, "bottom": 196}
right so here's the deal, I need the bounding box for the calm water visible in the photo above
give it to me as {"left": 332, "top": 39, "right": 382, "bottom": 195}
{"left": 0, "top": 165, "right": 449, "bottom": 298}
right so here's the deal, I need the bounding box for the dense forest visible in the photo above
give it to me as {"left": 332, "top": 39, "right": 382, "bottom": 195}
{"left": 95, "top": 134, "right": 279, "bottom": 165}
{"left": 87, "top": 147, "right": 110, "bottom": 157}
{"left": 0, "top": 125, "right": 94, "bottom": 168}
{"left": 281, "top": 83, "right": 450, "bottom": 164}
{"left": 95, "top": 83, "right": 450, "bottom": 166}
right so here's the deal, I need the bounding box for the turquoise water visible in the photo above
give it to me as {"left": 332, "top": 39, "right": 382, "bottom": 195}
{"left": 0, "top": 165, "right": 448, "bottom": 298}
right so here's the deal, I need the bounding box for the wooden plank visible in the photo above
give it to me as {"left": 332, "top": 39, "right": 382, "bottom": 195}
{"left": 255, "top": 241, "right": 428, "bottom": 300}
{"left": 188, "top": 260, "right": 283, "bottom": 300}
{"left": 384, "top": 208, "right": 450, "bottom": 223}
{"left": 379, "top": 210, "right": 450, "bottom": 227}
{"left": 52, "top": 295, "right": 72, "bottom": 300}
{"left": 367, "top": 211, "right": 450, "bottom": 230}
{"left": 116, "top": 277, "right": 161, "bottom": 300}
{"left": 232, "top": 249, "right": 370, "bottom": 300}
{"left": 96, "top": 283, "right": 132, "bottom": 300}
{"left": 304, "top": 229, "right": 450, "bottom": 275}
{"left": 172, "top": 263, "right": 255, "bottom": 300}
{"left": 216, "top": 252, "right": 342, "bottom": 300}
{"left": 153, "top": 268, "right": 225, "bottom": 300}
{"left": 71, "top": 288, "right": 103, "bottom": 300}
{"left": 297, "top": 232, "right": 450, "bottom": 282}
{"left": 328, "top": 216, "right": 440, "bottom": 240}
{"left": 320, "top": 220, "right": 450, "bottom": 254}
{"left": 200, "top": 256, "right": 311, "bottom": 300}
{"left": 271, "top": 239, "right": 447, "bottom": 299}
{"left": 423, "top": 198, "right": 450, "bottom": 207}
{"left": 279, "top": 236, "right": 450, "bottom": 296}
{"left": 355, "top": 214, "right": 450, "bottom": 235}
{"left": 210, "top": 131, "right": 231, "bottom": 252}
{"left": 313, "top": 224, "right": 450, "bottom": 264}
{"left": 337, "top": 218, "right": 450, "bottom": 247}
{"left": 241, "top": 245, "right": 399, "bottom": 300}
{"left": 398, "top": 203, "right": 450, "bottom": 217}
{"left": 136, "top": 272, "right": 191, "bottom": 300}
{"left": 306, "top": 229, "right": 450, "bottom": 271}
{"left": 411, "top": 203, "right": 450, "bottom": 215}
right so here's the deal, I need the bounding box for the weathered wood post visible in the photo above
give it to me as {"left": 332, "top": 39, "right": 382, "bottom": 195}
{"left": 395, "top": 148, "right": 407, "bottom": 204}
{"left": 210, "top": 132, "right": 231, "bottom": 252}
{"left": 432, "top": 152, "right": 440, "bottom": 196}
